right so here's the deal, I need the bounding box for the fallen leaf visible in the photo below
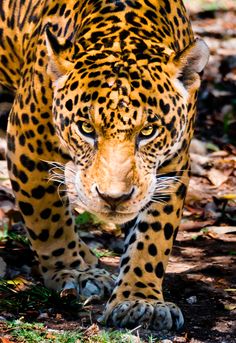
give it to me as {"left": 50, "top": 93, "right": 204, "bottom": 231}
{"left": 190, "top": 153, "right": 210, "bottom": 166}
{"left": 224, "top": 304, "right": 236, "bottom": 311}
{"left": 46, "top": 333, "right": 57, "bottom": 339}
{"left": 190, "top": 138, "right": 208, "bottom": 155}
{"left": 100, "top": 222, "right": 121, "bottom": 236}
{"left": 55, "top": 313, "right": 62, "bottom": 320}
{"left": 0, "top": 161, "right": 8, "bottom": 180}
{"left": 0, "top": 276, "right": 32, "bottom": 292}
{"left": 219, "top": 194, "right": 236, "bottom": 200}
{"left": 83, "top": 323, "right": 100, "bottom": 337}
{"left": 209, "top": 150, "right": 229, "bottom": 157}
{"left": 205, "top": 231, "right": 220, "bottom": 240}
{"left": 0, "top": 338, "right": 14, "bottom": 343}
{"left": 180, "top": 220, "right": 214, "bottom": 231}
{"left": 206, "top": 226, "right": 236, "bottom": 235}
{"left": 207, "top": 168, "right": 229, "bottom": 187}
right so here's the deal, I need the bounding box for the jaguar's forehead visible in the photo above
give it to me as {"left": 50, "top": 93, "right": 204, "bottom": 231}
{"left": 62, "top": 55, "right": 179, "bottom": 132}
{"left": 67, "top": 85, "right": 168, "bottom": 137}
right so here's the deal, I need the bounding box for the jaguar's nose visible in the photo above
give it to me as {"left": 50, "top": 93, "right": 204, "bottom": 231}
{"left": 96, "top": 187, "right": 134, "bottom": 210}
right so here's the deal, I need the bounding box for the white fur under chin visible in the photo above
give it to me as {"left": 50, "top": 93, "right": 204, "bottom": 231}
{"left": 94, "top": 210, "right": 138, "bottom": 225}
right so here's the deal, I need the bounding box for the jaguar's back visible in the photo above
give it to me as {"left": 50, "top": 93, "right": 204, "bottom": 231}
{"left": 0, "top": 0, "right": 193, "bottom": 87}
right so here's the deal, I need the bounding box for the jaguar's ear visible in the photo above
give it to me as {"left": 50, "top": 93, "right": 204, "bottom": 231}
{"left": 45, "top": 25, "right": 74, "bottom": 83}
{"left": 174, "top": 39, "right": 209, "bottom": 90}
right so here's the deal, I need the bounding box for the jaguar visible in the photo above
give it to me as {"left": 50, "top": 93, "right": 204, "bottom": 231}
{"left": 0, "top": 0, "right": 209, "bottom": 330}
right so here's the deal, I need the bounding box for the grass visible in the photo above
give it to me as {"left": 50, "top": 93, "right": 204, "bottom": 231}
{"left": 0, "top": 321, "right": 160, "bottom": 343}
{"left": 0, "top": 321, "right": 83, "bottom": 343}
{"left": 0, "top": 222, "right": 29, "bottom": 245}
{"left": 75, "top": 211, "right": 102, "bottom": 226}
{"left": 92, "top": 248, "right": 118, "bottom": 258}
{"left": 75, "top": 212, "right": 95, "bottom": 225}
{"left": 0, "top": 281, "right": 83, "bottom": 316}
{"left": 0, "top": 223, "right": 8, "bottom": 241}
{"left": 7, "top": 231, "right": 29, "bottom": 245}
{"left": 0, "top": 281, "right": 161, "bottom": 342}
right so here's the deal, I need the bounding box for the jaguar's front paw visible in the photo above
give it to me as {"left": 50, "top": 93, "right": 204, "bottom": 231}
{"left": 102, "top": 299, "right": 184, "bottom": 330}
{"left": 78, "top": 268, "right": 116, "bottom": 299}
{"left": 44, "top": 268, "right": 115, "bottom": 300}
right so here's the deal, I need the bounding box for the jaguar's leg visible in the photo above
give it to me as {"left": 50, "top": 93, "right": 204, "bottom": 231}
{"left": 7, "top": 92, "right": 114, "bottom": 298}
{"left": 103, "top": 157, "right": 189, "bottom": 330}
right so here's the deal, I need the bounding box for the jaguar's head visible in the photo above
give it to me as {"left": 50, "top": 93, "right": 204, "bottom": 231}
{"left": 46, "top": 28, "right": 209, "bottom": 224}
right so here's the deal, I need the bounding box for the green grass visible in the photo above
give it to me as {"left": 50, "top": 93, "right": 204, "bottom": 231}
{"left": 0, "top": 223, "right": 8, "bottom": 241}
{"left": 0, "top": 282, "right": 83, "bottom": 316}
{"left": 92, "top": 248, "right": 118, "bottom": 258}
{"left": 0, "top": 321, "right": 159, "bottom": 343}
{"left": 0, "top": 223, "right": 29, "bottom": 245}
{"left": 91, "top": 330, "right": 143, "bottom": 343}
{"left": 7, "top": 231, "right": 29, "bottom": 245}
{"left": 75, "top": 211, "right": 95, "bottom": 225}
{"left": 75, "top": 211, "right": 103, "bottom": 226}
{"left": 0, "top": 321, "right": 83, "bottom": 343}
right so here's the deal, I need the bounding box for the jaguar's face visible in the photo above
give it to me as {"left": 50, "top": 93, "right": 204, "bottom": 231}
{"left": 52, "top": 60, "right": 190, "bottom": 224}
{"left": 46, "top": 22, "right": 208, "bottom": 224}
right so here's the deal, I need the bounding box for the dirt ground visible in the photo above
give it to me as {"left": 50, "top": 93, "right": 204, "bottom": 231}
{"left": 0, "top": 4, "right": 236, "bottom": 343}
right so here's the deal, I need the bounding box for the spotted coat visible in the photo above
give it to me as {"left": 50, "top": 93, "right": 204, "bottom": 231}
{"left": 0, "top": 0, "right": 209, "bottom": 330}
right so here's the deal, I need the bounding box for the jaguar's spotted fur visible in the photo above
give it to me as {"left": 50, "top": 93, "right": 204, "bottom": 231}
{"left": 0, "top": 0, "right": 209, "bottom": 329}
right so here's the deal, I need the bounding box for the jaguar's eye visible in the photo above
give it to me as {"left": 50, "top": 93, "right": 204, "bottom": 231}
{"left": 78, "top": 121, "right": 95, "bottom": 137}
{"left": 139, "top": 125, "right": 157, "bottom": 139}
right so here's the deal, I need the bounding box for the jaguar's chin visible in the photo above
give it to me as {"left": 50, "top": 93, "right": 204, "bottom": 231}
{"left": 95, "top": 210, "right": 138, "bottom": 225}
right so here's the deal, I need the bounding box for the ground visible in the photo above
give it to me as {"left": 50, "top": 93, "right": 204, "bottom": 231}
{"left": 0, "top": 1, "right": 236, "bottom": 342}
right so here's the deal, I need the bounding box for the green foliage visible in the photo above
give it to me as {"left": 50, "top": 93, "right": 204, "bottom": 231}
{"left": 0, "top": 282, "right": 83, "bottom": 315}
{"left": 1, "top": 321, "right": 159, "bottom": 343}
{"left": 2, "top": 321, "right": 83, "bottom": 343}
{"left": 91, "top": 330, "right": 143, "bottom": 343}
{"left": 75, "top": 211, "right": 94, "bottom": 225}
{"left": 92, "top": 248, "right": 118, "bottom": 258}
{"left": 7, "top": 231, "right": 29, "bottom": 245}
{"left": 0, "top": 223, "right": 29, "bottom": 245}
{"left": 0, "top": 223, "right": 8, "bottom": 241}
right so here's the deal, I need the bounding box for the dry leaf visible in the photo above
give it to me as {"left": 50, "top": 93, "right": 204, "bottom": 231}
{"left": 190, "top": 139, "right": 207, "bottom": 156}
{"left": 190, "top": 153, "right": 210, "bottom": 166}
{"left": 55, "top": 313, "right": 62, "bottom": 320}
{"left": 210, "top": 150, "right": 229, "bottom": 157}
{"left": 0, "top": 161, "right": 8, "bottom": 180}
{"left": 83, "top": 324, "right": 100, "bottom": 337}
{"left": 205, "top": 231, "right": 220, "bottom": 240}
{"left": 220, "top": 194, "right": 236, "bottom": 200}
{"left": 1, "top": 276, "right": 32, "bottom": 292}
{"left": 206, "top": 226, "right": 236, "bottom": 235}
{"left": 46, "top": 333, "right": 57, "bottom": 339}
{"left": 100, "top": 222, "right": 121, "bottom": 236}
{"left": 207, "top": 168, "right": 229, "bottom": 187}
{"left": 180, "top": 220, "right": 214, "bottom": 231}
{"left": 224, "top": 304, "right": 236, "bottom": 311}
{"left": 0, "top": 338, "right": 14, "bottom": 343}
